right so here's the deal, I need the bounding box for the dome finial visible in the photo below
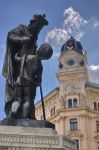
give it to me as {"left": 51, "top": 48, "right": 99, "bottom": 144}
{"left": 70, "top": 36, "right": 74, "bottom": 40}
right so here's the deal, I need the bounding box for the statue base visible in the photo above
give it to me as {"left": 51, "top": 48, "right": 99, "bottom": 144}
{"left": 0, "top": 118, "right": 55, "bottom": 129}
{"left": 0, "top": 125, "right": 77, "bottom": 150}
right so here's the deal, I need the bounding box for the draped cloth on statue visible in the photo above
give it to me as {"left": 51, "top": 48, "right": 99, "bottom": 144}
{"left": 2, "top": 25, "right": 35, "bottom": 116}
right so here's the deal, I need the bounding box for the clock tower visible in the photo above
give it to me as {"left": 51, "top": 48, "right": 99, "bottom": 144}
{"left": 36, "top": 36, "right": 99, "bottom": 150}
{"left": 56, "top": 37, "right": 89, "bottom": 108}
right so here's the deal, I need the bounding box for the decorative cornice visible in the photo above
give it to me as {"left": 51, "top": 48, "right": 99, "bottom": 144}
{"left": 57, "top": 67, "right": 87, "bottom": 76}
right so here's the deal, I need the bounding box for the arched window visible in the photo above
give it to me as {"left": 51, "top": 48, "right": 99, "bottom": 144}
{"left": 94, "top": 102, "right": 97, "bottom": 110}
{"left": 73, "top": 98, "right": 78, "bottom": 107}
{"left": 50, "top": 106, "right": 56, "bottom": 116}
{"left": 68, "top": 99, "right": 72, "bottom": 108}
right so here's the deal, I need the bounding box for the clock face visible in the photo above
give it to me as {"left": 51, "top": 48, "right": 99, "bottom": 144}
{"left": 67, "top": 59, "right": 75, "bottom": 66}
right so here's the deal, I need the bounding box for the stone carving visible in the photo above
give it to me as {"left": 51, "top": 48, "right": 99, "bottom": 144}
{"left": 2, "top": 14, "right": 53, "bottom": 120}
{"left": 0, "top": 135, "right": 59, "bottom": 145}
{"left": 0, "top": 126, "right": 77, "bottom": 150}
{"left": 60, "top": 96, "right": 66, "bottom": 109}
{"left": 0, "top": 135, "right": 76, "bottom": 150}
{"left": 65, "top": 81, "right": 81, "bottom": 94}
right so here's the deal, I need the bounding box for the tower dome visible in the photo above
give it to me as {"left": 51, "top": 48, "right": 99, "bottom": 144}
{"left": 61, "top": 36, "right": 83, "bottom": 55}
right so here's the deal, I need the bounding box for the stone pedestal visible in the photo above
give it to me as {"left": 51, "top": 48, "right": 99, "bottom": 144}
{"left": 0, "top": 125, "right": 77, "bottom": 150}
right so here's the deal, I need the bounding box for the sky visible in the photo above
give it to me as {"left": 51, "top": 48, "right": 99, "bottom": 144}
{"left": 0, "top": 0, "right": 99, "bottom": 119}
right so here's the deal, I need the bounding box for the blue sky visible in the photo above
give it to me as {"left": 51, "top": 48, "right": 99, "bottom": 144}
{"left": 0, "top": 0, "right": 99, "bottom": 119}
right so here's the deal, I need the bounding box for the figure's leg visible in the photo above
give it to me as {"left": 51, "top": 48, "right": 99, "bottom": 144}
{"left": 27, "top": 86, "right": 36, "bottom": 120}
{"left": 9, "top": 86, "right": 22, "bottom": 118}
{"left": 21, "top": 86, "right": 31, "bottom": 119}
{"left": 22, "top": 86, "right": 36, "bottom": 119}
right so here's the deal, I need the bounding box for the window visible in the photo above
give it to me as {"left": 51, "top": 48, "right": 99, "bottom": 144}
{"left": 75, "top": 140, "right": 79, "bottom": 150}
{"left": 73, "top": 98, "right": 78, "bottom": 107}
{"left": 94, "top": 102, "right": 97, "bottom": 110}
{"left": 50, "top": 106, "right": 56, "bottom": 116}
{"left": 96, "top": 121, "right": 99, "bottom": 132}
{"left": 68, "top": 99, "right": 72, "bottom": 108}
{"left": 70, "top": 118, "right": 78, "bottom": 131}
{"left": 68, "top": 98, "right": 78, "bottom": 108}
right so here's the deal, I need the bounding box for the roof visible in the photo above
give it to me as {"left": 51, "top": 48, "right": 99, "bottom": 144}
{"left": 36, "top": 87, "right": 59, "bottom": 106}
{"left": 85, "top": 81, "right": 99, "bottom": 90}
{"left": 61, "top": 36, "right": 83, "bottom": 55}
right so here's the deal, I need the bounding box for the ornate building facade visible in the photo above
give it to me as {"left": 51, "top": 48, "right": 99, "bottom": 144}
{"left": 36, "top": 37, "right": 99, "bottom": 150}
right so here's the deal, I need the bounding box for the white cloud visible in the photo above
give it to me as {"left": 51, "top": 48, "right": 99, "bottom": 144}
{"left": 45, "top": 7, "right": 88, "bottom": 48}
{"left": 45, "top": 28, "right": 69, "bottom": 47}
{"left": 93, "top": 20, "right": 99, "bottom": 28}
{"left": 88, "top": 64, "right": 99, "bottom": 84}
{"left": 90, "top": 64, "right": 99, "bottom": 71}
{"left": 63, "top": 7, "right": 87, "bottom": 35}
{"left": 45, "top": 7, "right": 99, "bottom": 49}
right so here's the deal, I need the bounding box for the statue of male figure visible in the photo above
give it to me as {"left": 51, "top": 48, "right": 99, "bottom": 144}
{"left": 11, "top": 43, "right": 53, "bottom": 119}
{"left": 2, "top": 14, "right": 53, "bottom": 119}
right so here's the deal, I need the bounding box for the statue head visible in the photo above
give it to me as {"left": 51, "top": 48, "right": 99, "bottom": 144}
{"left": 32, "top": 14, "right": 48, "bottom": 26}
{"left": 37, "top": 43, "right": 53, "bottom": 60}
{"left": 28, "top": 14, "right": 48, "bottom": 34}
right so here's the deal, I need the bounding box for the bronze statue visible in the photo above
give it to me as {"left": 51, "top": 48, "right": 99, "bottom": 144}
{"left": 2, "top": 14, "right": 53, "bottom": 120}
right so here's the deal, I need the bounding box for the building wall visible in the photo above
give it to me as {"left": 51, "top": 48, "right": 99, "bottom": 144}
{"left": 35, "top": 39, "right": 99, "bottom": 150}
{"left": 36, "top": 97, "right": 99, "bottom": 150}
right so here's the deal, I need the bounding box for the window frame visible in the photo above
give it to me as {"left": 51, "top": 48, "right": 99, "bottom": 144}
{"left": 70, "top": 118, "right": 78, "bottom": 131}
{"left": 68, "top": 99, "right": 72, "bottom": 108}
{"left": 96, "top": 121, "right": 99, "bottom": 132}
{"left": 73, "top": 98, "right": 78, "bottom": 108}
{"left": 94, "top": 102, "right": 97, "bottom": 110}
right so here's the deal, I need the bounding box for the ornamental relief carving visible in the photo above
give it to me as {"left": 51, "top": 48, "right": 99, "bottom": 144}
{"left": 0, "top": 135, "right": 59, "bottom": 146}
{"left": 67, "top": 131, "right": 83, "bottom": 138}
{"left": 64, "top": 81, "right": 81, "bottom": 94}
